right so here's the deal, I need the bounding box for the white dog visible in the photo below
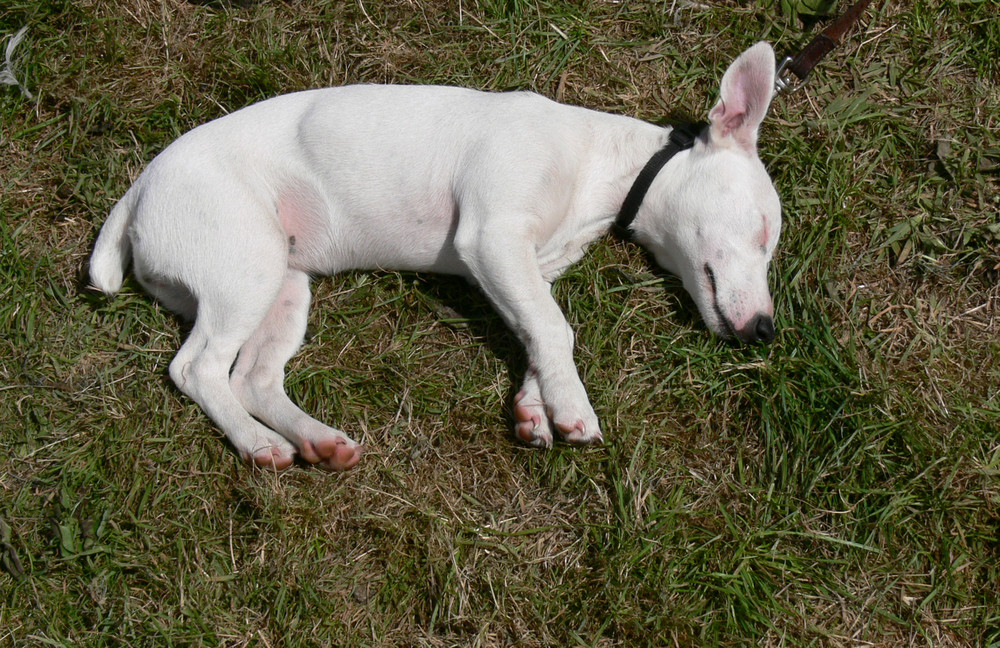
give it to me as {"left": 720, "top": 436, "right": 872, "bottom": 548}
{"left": 90, "top": 42, "right": 781, "bottom": 471}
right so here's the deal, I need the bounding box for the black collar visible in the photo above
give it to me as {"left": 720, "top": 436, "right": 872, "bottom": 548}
{"left": 611, "top": 121, "right": 707, "bottom": 241}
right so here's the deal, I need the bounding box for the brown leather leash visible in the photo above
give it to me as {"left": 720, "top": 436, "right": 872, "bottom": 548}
{"left": 775, "top": 0, "right": 876, "bottom": 94}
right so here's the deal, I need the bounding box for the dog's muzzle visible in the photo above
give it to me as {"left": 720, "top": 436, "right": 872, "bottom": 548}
{"left": 704, "top": 264, "right": 776, "bottom": 345}
{"left": 741, "top": 312, "right": 776, "bottom": 345}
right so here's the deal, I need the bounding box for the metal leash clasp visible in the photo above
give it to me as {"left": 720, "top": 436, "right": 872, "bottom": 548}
{"left": 774, "top": 56, "right": 799, "bottom": 95}
{"left": 773, "top": 0, "right": 876, "bottom": 96}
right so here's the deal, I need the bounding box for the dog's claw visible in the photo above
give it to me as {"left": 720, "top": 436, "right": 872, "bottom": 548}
{"left": 555, "top": 419, "right": 603, "bottom": 445}
{"left": 515, "top": 421, "right": 551, "bottom": 448}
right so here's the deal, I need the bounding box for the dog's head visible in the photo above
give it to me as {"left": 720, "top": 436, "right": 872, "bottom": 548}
{"left": 633, "top": 42, "right": 781, "bottom": 344}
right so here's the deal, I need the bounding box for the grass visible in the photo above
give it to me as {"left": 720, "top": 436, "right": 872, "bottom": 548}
{"left": 1, "top": 0, "right": 998, "bottom": 645}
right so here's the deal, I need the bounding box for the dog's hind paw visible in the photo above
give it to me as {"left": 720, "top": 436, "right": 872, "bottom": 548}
{"left": 249, "top": 447, "right": 296, "bottom": 471}
{"left": 301, "top": 437, "right": 363, "bottom": 471}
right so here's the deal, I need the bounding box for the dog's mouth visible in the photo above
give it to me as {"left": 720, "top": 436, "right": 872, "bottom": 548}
{"left": 703, "top": 263, "right": 737, "bottom": 339}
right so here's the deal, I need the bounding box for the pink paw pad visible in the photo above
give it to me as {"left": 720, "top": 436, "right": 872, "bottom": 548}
{"left": 249, "top": 448, "right": 294, "bottom": 471}
{"left": 302, "top": 438, "right": 363, "bottom": 471}
{"left": 513, "top": 390, "right": 552, "bottom": 448}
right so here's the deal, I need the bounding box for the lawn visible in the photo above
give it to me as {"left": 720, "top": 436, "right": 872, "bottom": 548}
{"left": 1, "top": 0, "right": 998, "bottom": 646}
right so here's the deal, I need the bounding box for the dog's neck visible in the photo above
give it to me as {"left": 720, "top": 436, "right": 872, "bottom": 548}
{"left": 611, "top": 121, "right": 706, "bottom": 241}
{"left": 534, "top": 118, "right": 682, "bottom": 281}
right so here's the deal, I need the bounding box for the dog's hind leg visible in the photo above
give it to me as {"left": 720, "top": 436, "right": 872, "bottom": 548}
{"left": 229, "top": 269, "right": 362, "bottom": 471}
{"left": 133, "top": 200, "right": 298, "bottom": 470}
{"left": 167, "top": 278, "right": 299, "bottom": 471}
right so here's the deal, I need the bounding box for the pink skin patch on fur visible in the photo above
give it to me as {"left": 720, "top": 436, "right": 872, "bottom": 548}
{"left": 276, "top": 186, "right": 333, "bottom": 273}
{"left": 759, "top": 216, "right": 770, "bottom": 251}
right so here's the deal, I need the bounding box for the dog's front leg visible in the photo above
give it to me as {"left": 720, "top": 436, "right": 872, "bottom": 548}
{"left": 456, "top": 224, "right": 602, "bottom": 448}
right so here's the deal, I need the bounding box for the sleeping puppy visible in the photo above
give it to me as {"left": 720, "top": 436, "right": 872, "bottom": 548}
{"left": 90, "top": 42, "right": 781, "bottom": 470}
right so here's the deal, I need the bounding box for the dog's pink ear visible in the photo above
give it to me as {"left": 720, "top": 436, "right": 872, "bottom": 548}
{"left": 708, "top": 42, "right": 775, "bottom": 152}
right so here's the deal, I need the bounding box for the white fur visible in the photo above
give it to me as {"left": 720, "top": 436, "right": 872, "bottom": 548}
{"left": 90, "top": 42, "right": 782, "bottom": 467}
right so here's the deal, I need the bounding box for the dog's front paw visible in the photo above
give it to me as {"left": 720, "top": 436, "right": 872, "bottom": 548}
{"left": 293, "top": 421, "right": 364, "bottom": 471}
{"left": 247, "top": 447, "right": 296, "bottom": 471}
{"left": 513, "top": 369, "right": 604, "bottom": 447}
{"left": 545, "top": 388, "right": 603, "bottom": 446}
{"left": 513, "top": 386, "right": 553, "bottom": 448}
{"left": 241, "top": 430, "right": 298, "bottom": 471}
{"left": 553, "top": 417, "right": 603, "bottom": 445}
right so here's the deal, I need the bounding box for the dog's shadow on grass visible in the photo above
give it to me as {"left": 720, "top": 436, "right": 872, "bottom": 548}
{"left": 78, "top": 246, "right": 711, "bottom": 461}
{"left": 402, "top": 246, "right": 713, "bottom": 425}
{"left": 604, "top": 242, "right": 709, "bottom": 336}
{"left": 405, "top": 273, "right": 529, "bottom": 426}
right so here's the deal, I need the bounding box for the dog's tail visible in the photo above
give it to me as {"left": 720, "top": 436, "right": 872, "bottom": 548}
{"left": 89, "top": 189, "right": 137, "bottom": 294}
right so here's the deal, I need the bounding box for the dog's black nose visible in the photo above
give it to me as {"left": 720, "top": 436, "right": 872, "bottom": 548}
{"left": 739, "top": 313, "right": 775, "bottom": 345}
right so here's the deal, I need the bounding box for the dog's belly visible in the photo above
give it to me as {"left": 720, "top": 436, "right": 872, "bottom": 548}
{"left": 276, "top": 181, "right": 465, "bottom": 277}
